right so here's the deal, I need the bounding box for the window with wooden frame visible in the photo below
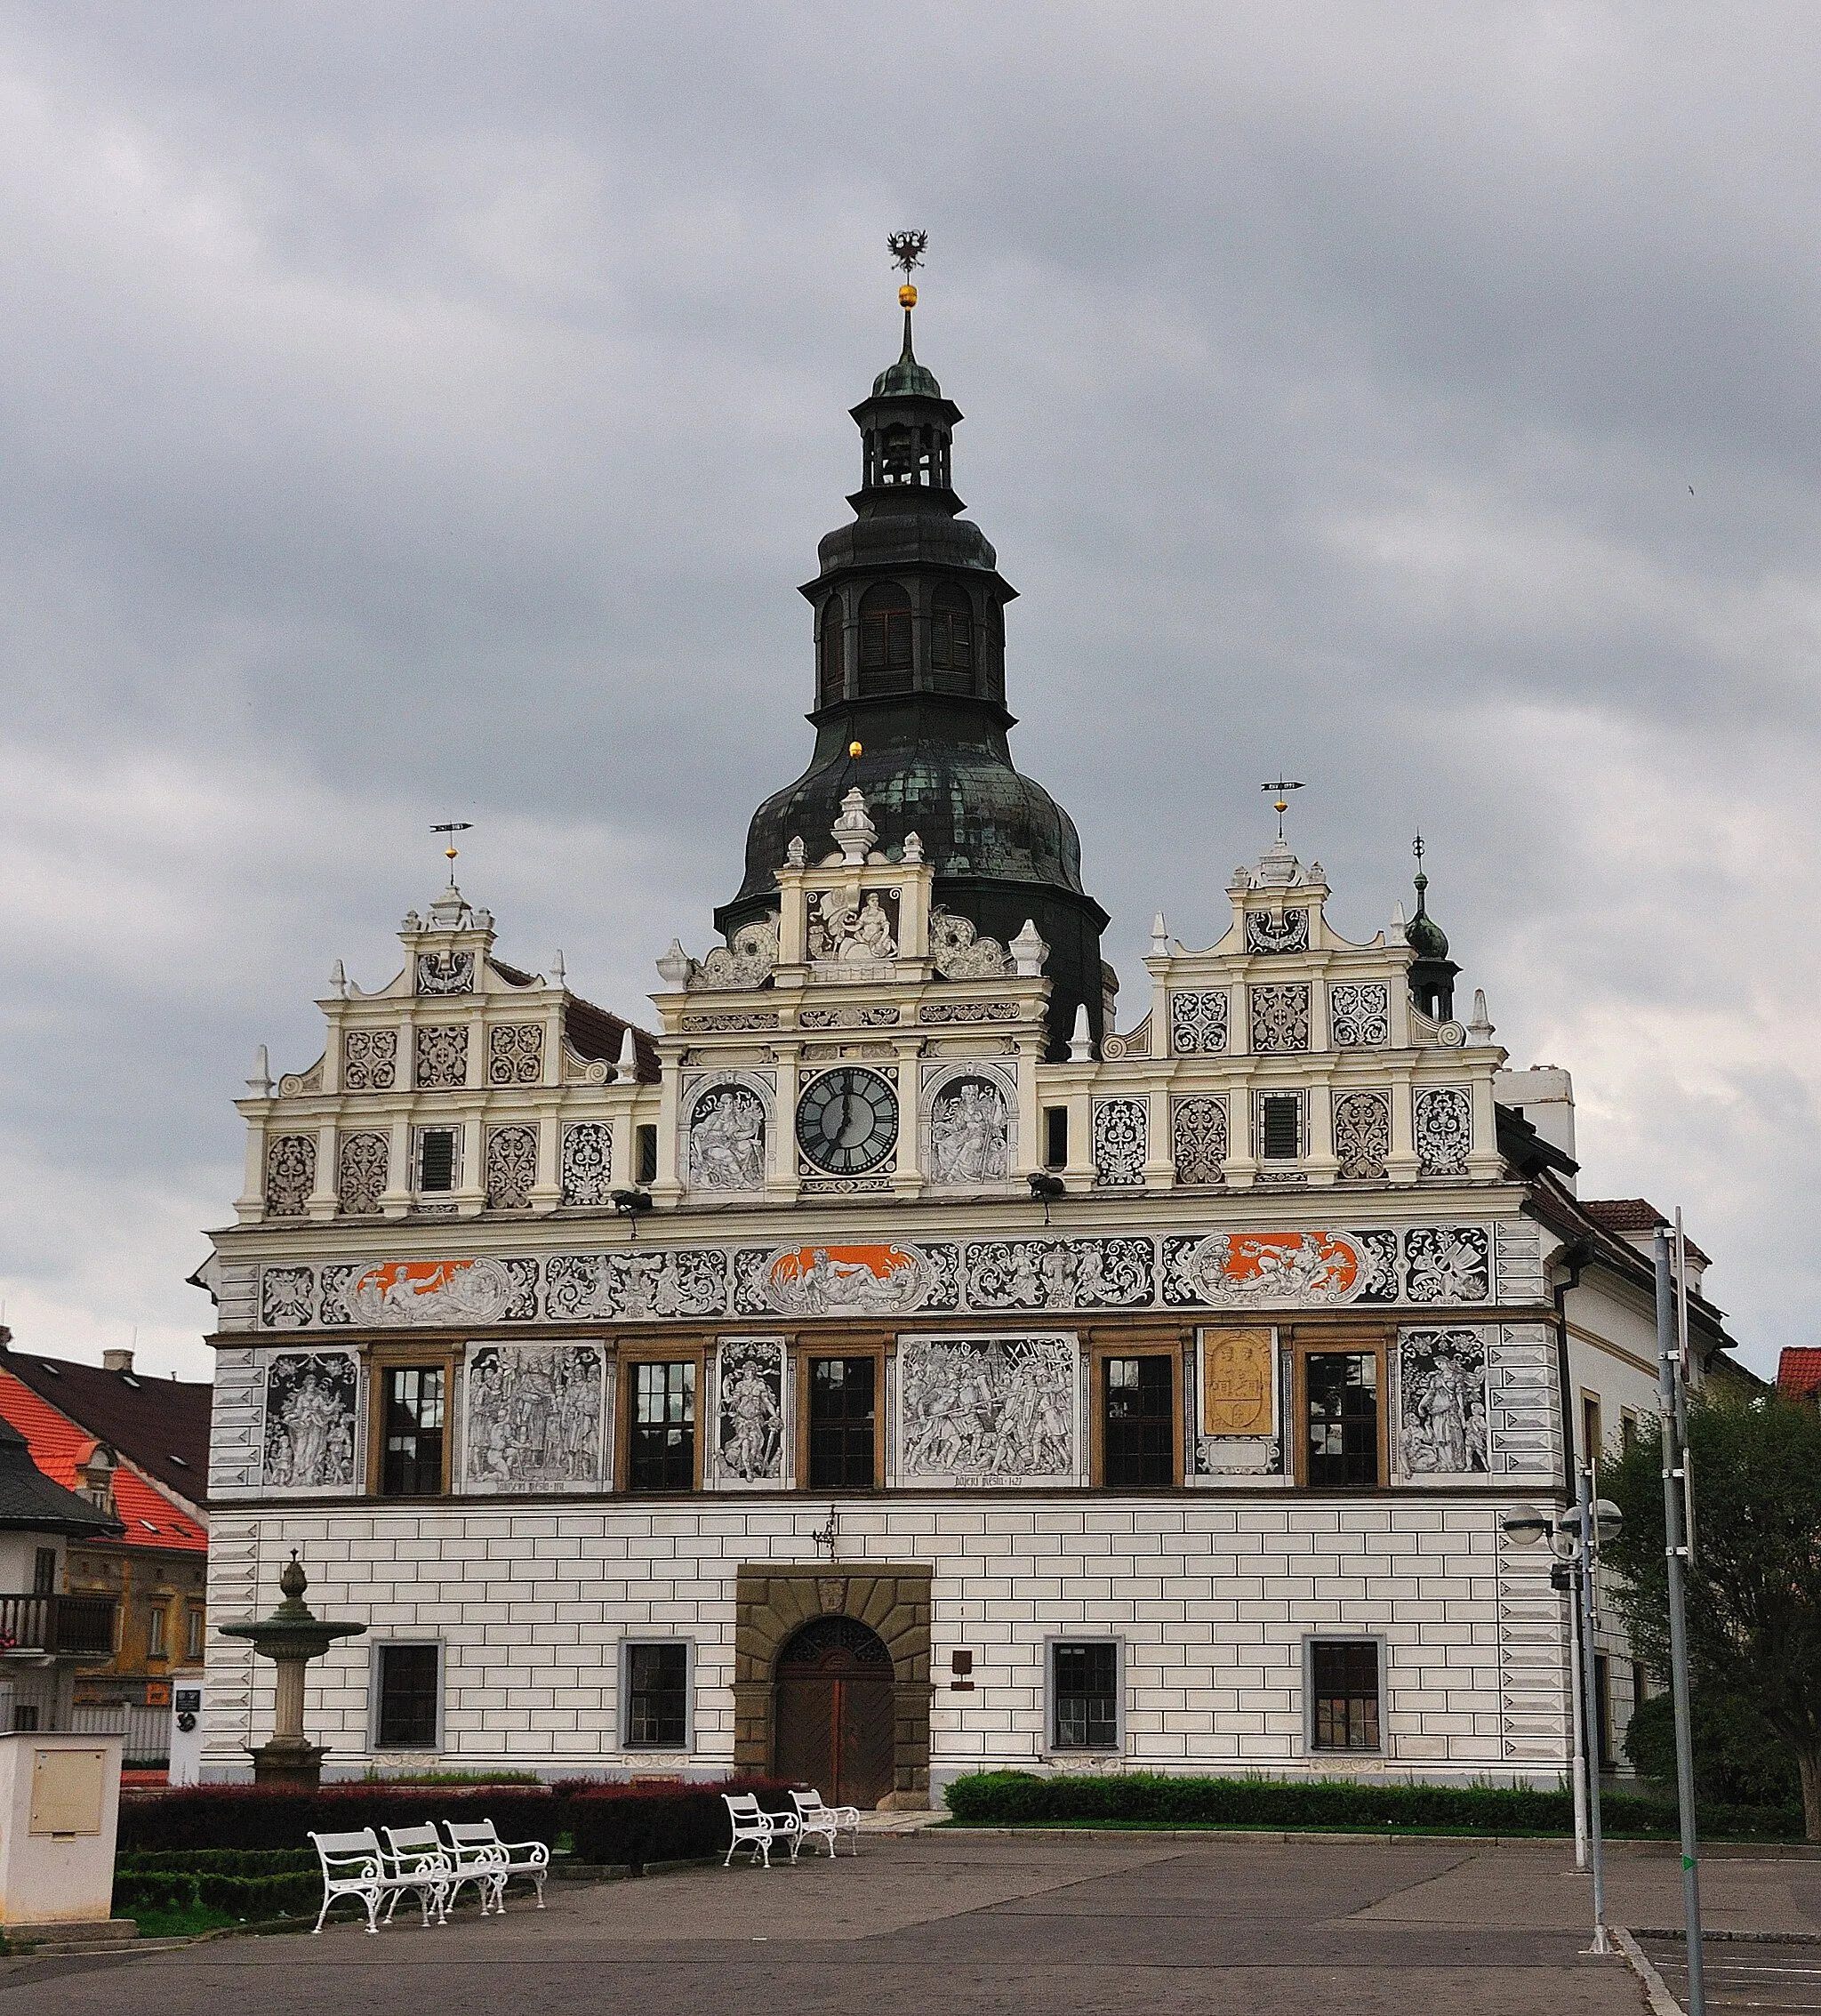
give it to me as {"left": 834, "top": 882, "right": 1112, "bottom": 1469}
{"left": 33, "top": 1546, "right": 55, "bottom": 1596}
{"left": 1581, "top": 1391, "right": 1604, "bottom": 1464}
{"left": 186, "top": 1607, "right": 205, "bottom": 1660}
{"left": 1308, "top": 1638, "right": 1382, "bottom": 1752}
{"left": 621, "top": 1350, "right": 703, "bottom": 1492}
{"left": 1050, "top": 1640, "right": 1120, "bottom": 1751}
{"left": 929, "top": 583, "right": 975, "bottom": 693}
{"left": 797, "top": 1342, "right": 886, "bottom": 1490}
{"left": 1294, "top": 1337, "right": 1387, "bottom": 1488}
{"left": 806, "top": 1355, "right": 878, "bottom": 1490}
{"left": 1099, "top": 1353, "right": 1176, "bottom": 1489}
{"left": 147, "top": 1602, "right": 168, "bottom": 1659}
{"left": 373, "top": 1360, "right": 452, "bottom": 1497}
{"left": 817, "top": 597, "right": 846, "bottom": 705}
{"left": 857, "top": 582, "right": 914, "bottom": 695}
{"left": 374, "top": 1641, "right": 441, "bottom": 1749}
{"left": 622, "top": 1641, "right": 692, "bottom": 1748}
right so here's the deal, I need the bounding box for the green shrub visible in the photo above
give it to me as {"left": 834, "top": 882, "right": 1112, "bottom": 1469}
{"left": 112, "top": 1868, "right": 322, "bottom": 1921}
{"left": 118, "top": 1848, "right": 317, "bottom": 1876}
{"left": 940, "top": 1770, "right": 1802, "bottom": 1840}
{"left": 1623, "top": 1689, "right": 1803, "bottom": 1809}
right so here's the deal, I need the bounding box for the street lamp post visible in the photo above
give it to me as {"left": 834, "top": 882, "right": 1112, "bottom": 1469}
{"left": 1503, "top": 1490, "right": 1623, "bottom": 1957}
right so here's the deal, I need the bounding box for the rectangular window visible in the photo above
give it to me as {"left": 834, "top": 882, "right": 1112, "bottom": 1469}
{"left": 1052, "top": 1641, "right": 1119, "bottom": 1750}
{"left": 1044, "top": 1106, "right": 1069, "bottom": 1169}
{"left": 636, "top": 1124, "right": 659, "bottom": 1186}
{"left": 1311, "top": 1640, "right": 1382, "bottom": 1751}
{"left": 375, "top": 1643, "right": 440, "bottom": 1749}
{"left": 1102, "top": 1356, "right": 1174, "bottom": 1488}
{"left": 12, "top": 1706, "right": 38, "bottom": 1732}
{"left": 1305, "top": 1352, "right": 1379, "bottom": 1487}
{"left": 1620, "top": 1408, "right": 1641, "bottom": 1454}
{"left": 808, "top": 1357, "right": 876, "bottom": 1490}
{"left": 630, "top": 1361, "right": 695, "bottom": 1490}
{"left": 33, "top": 1547, "right": 56, "bottom": 1596}
{"left": 417, "top": 1128, "right": 457, "bottom": 1193}
{"left": 1260, "top": 1091, "right": 1302, "bottom": 1160}
{"left": 623, "top": 1643, "right": 691, "bottom": 1748}
{"left": 1581, "top": 1392, "right": 1604, "bottom": 1463}
{"left": 381, "top": 1366, "right": 446, "bottom": 1496}
{"left": 187, "top": 1608, "right": 205, "bottom": 1660}
{"left": 148, "top": 1604, "right": 167, "bottom": 1658}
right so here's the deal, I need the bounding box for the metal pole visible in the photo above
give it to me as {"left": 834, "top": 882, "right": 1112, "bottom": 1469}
{"left": 1655, "top": 1226, "right": 1705, "bottom": 2016}
{"left": 1576, "top": 1465, "right": 1611, "bottom": 1952}
{"left": 1565, "top": 1554, "right": 1591, "bottom": 1871}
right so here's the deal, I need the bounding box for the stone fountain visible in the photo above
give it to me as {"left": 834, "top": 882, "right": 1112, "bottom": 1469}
{"left": 218, "top": 1553, "right": 367, "bottom": 1789}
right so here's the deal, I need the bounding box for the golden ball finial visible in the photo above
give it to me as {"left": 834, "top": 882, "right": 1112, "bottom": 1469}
{"left": 848, "top": 740, "right": 863, "bottom": 759}
{"left": 898, "top": 284, "right": 918, "bottom": 309}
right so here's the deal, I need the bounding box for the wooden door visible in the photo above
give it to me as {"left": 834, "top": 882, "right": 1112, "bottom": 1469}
{"left": 774, "top": 1617, "right": 895, "bottom": 1809}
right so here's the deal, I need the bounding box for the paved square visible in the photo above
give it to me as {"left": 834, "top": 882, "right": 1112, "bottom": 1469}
{"left": 4, "top": 1835, "right": 1817, "bottom": 2015}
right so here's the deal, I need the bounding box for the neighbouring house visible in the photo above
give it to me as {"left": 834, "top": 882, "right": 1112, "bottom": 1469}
{"left": 0, "top": 1332, "right": 210, "bottom": 1759}
{"left": 0, "top": 1411, "right": 123, "bottom": 1735}
{"left": 1777, "top": 1348, "right": 1821, "bottom": 1405}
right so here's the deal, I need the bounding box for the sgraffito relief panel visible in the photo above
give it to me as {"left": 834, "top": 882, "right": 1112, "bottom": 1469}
{"left": 962, "top": 1238, "right": 1150, "bottom": 1311}
{"left": 264, "top": 1135, "right": 316, "bottom": 1216}
{"left": 461, "top": 1342, "right": 607, "bottom": 1492}
{"left": 1092, "top": 1097, "right": 1149, "bottom": 1187}
{"left": 559, "top": 1121, "right": 612, "bottom": 1205}
{"left": 1171, "top": 1096, "right": 1228, "bottom": 1185}
{"left": 245, "top": 1220, "right": 1528, "bottom": 1332}
{"left": 1328, "top": 983, "right": 1391, "bottom": 1048}
{"left": 1169, "top": 991, "right": 1229, "bottom": 1056}
{"left": 711, "top": 1337, "right": 789, "bottom": 1489}
{"left": 894, "top": 1333, "right": 1086, "bottom": 1488}
{"left": 1395, "top": 1327, "right": 1490, "bottom": 1480}
{"left": 260, "top": 1349, "right": 360, "bottom": 1491}
{"left": 682, "top": 1072, "right": 773, "bottom": 1193}
{"left": 920, "top": 1061, "right": 1015, "bottom": 1187}
{"left": 1193, "top": 1326, "right": 1282, "bottom": 1480}
{"left": 1414, "top": 1085, "right": 1473, "bottom": 1175}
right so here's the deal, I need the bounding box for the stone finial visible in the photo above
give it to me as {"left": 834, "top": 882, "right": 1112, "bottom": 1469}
{"left": 247, "top": 1044, "right": 273, "bottom": 1096}
{"left": 831, "top": 787, "right": 877, "bottom": 865}
{"left": 1010, "top": 920, "right": 1049, "bottom": 976}
{"left": 785, "top": 835, "right": 806, "bottom": 868}
{"left": 1468, "top": 988, "right": 1496, "bottom": 1043}
{"left": 1151, "top": 912, "right": 1169, "bottom": 957}
{"left": 400, "top": 910, "right": 421, "bottom": 933}
{"left": 278, "top": 1550, "right": 310, "bottom": 1612}
{"left": 655, "top": 939, "right": 694, "bottom": 989}
{"left": 429, "top": 884, "right": 468, "bottom": 928}
{"left": 614, "top": 1025, "right": 639, "bottom": 1082}
{"left": 1068, "top": 1001, "right": 1093, "bottom": 1063}
{"left": 1391, "top": 900, "right": 1408, "bottom": 936}
{"left": 551, "top": 949, "right": 566, "bottom": 985}
{"left": 331, "top": 960, "right": 347, "bottom": 999}
{"left": 902, "top": 831, "right": 925, "bottom": 863}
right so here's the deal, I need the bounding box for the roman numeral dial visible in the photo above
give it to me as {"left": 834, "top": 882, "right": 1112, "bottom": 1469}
{"left": 795, "top": 1067, "right": 900, "bottom": 1175}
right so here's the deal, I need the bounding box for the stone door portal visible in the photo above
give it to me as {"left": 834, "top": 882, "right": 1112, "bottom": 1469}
{"left": 773, "top": 1616, "right": 896, "bottom": 1809}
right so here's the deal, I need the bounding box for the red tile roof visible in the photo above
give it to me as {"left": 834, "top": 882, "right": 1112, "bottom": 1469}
{"left": 0, "top": 1373, "right": 206, "bottom": 1551}
{"left": 1778, "top": 1348, "right": 1821, "bottom": 1400}
{"left": 1580, "top": 1199, "right": 1711, "bottom": 1269}
{"left": 0, "top": 1349, "right": 209, "bottom": 1500}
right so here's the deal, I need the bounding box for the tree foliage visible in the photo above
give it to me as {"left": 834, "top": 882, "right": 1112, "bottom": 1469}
{"left": 1601, "top": 1394, "right": 1821, "bottom": 1838}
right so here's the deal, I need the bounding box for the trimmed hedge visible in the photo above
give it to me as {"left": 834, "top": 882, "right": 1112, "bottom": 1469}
{"left": 119, "top": 1848, "right": 318, "bottom": 1876}
{"left": 562, "top": 1779, "right": 795, "bottom": 1872}
{"left": 941, "top": 1771, "right": 1805, "bottom": 1841}
{"left": 113, "top": 1868, "right": 322, "bottom": 1920}
{"left": 116, "top": 1785, "right": 561, "bottom": 1853}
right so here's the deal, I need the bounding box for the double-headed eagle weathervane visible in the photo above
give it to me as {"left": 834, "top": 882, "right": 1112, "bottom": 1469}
{"left": 888, "top": 229, "right": 927, "bottom": 309}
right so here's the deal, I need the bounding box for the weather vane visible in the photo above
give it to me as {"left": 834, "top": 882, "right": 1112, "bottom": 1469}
{"left": 886, "top": 229, "right": 928, "bottom": 277}
{"left": 1413, "top": 831, "right": 1426, "bottom": 865}
{"left": 431, "top": 820, "right": 472, "bottom": 883}
{"left": 1260, "top": 776, "right": 1304, "bottom": 843}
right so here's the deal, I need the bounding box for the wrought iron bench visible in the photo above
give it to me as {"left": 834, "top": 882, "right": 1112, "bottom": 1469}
{"left": 790, "top": 1788, "right": 862, "bottom": 1858}
{"left": 441, "top": 1819, "right": 550, "bottom": 1912}
{"left": 722, "top": 1793, "right": 799, "bottom": 1869}
{"left": 309, "top": 1827, "right": 450, "bottom": 1935}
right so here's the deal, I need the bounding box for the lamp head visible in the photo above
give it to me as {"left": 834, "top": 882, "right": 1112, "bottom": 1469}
{"left": 1500, "top": 1505, "right": 1553, "bottom": 1546}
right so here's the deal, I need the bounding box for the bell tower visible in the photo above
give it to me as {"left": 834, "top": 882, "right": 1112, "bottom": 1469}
{"left": 717, "top": 237, "right": 1110, "bottom": 1058}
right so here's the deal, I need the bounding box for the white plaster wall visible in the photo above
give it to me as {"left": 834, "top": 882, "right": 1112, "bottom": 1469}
{"left": 200, "top": 1497, "right": 1571, "bottom": 1789}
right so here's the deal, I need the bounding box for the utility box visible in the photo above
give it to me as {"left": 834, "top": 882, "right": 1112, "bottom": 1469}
{"left": 0, "top": 1731, "right": 123, "bottom": 1928}
{"left": 169, "top": 1689, "right": 205, "bottom": 1788}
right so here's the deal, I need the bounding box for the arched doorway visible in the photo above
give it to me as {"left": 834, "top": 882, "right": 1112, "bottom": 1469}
{"left": 773, "top": 1616, "right": 895, "bottom": 1809}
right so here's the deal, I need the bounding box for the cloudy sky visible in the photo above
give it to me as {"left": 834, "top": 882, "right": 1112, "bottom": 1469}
{"left": 1, "top": 3, "right": 1815, "bottom": 1380}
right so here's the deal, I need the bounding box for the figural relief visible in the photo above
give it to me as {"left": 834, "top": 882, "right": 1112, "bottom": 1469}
{"left": 926, "top": 1071, "right": 1011, "bottom": 1185}
{"left": 807, "top": 888, "right": 899, "bottom": 973}
{"left": 715, "top": 1337, "right": 786, "bottom": 1484}
{"left": 463, "top": 1343, "right": 606, "bottom": 1492}
{"left": 896, "top": 1334, "right": 1079, "bottom": 1485}
{"left": 261, "top": 1351, "right": 358, "bottom": 1489}
{"left": 686, "top": 1079, "right": 769, "bottom": 1191}
{"left": 1398, "top": 1328, "right": 1489, "bottom": 1475}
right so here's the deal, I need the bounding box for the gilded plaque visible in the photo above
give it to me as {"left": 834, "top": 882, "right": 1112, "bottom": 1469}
{"left": 1200, "top": 1327, "right": 1274, "bottom": 1437}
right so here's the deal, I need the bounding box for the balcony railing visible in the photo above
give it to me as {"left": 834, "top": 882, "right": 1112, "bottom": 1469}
{"left": 0, "top": 1593, "right": 116, "bottom": 1657}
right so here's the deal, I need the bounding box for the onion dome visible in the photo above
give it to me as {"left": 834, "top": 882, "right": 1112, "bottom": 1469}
{"left": 1405, "top": 843, "right": 1459, "bottom": 1022}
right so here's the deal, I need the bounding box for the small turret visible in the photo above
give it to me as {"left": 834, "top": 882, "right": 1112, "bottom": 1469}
{"left": 1405, "top": 835, "right": 1460, "bottom": 1021}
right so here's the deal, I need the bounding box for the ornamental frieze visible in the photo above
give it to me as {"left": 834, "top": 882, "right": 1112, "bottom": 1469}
{"left": 245, "top": 1220, "right": 1527, "bottom": 1331}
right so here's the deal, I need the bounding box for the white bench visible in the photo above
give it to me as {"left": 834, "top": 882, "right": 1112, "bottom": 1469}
{"left": 722, "top": 1793, "right": 799, "bottom": 1869}
{"left": 790, "top": 1788, "right": 862, "bottom": 1859}
{"left": 442, "top": 1819, "right": 550, "bottom": 1912}
{"left": 309, "top": 1827, "right": 450, "bottom": 1935}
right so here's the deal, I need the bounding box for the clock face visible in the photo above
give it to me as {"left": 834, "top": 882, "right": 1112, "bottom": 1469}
{"left": 796, "top": 1067, "right": 900, "bottom": 1175}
